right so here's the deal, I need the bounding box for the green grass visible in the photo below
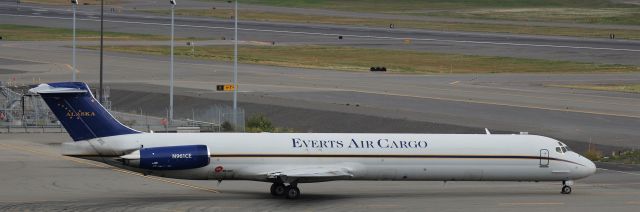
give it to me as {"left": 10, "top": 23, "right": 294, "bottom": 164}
{"left": 0, "top": 24, "right": 188, "bottom": 41}
{"left": 548, "top": 84, "right": 640, "bottom": 93}
{"left": 201, "top": 0, "right": 640, "bottom": 25}
{"left": 143, "top": 8, "right": 640, "bottom": 40}
{"left": 80, "top": 45, "right": 640, "bottom": 74}
{"left": 600, "top": 150, "right": 640, "bottom": 164}
{"left": 202, "top": 0, "right": 629, "bottom": 12}
{"left": 425, "top": 7, "right": 640, "bottom": 25}
{"left": 22, "top": 0, "right": 121, "bottom": 5}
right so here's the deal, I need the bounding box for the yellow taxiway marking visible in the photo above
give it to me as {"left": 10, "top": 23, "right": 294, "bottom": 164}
{"left": 0, "top": 143, "right": 219, "bottom": 193}
{"left": 449, "top": 81, "right": 460, "bottom": 85}
{"left": 499, "top": 202, "right": 564, "bottom": 206}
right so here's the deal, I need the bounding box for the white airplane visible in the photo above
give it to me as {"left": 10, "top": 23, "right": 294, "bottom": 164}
{"left": 30, "top": 82, "right": 596, "bottom": 199}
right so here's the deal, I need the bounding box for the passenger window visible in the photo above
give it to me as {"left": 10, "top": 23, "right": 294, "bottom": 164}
{"left": 556, "top": 147, "right": 562, "bottom": 153}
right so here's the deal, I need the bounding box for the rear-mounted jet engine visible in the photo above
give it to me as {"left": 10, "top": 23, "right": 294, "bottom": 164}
{"left": 120, "top": 145, "right": 210, "bottom": 170}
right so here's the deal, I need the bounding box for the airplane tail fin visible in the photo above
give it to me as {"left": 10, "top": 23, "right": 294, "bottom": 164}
{"left": 29, "top": 82, "right": 141, "bottom": 141}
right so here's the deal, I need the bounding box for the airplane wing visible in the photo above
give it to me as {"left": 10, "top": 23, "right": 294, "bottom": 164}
{"left": 263, "top": 166, "right": 354, "bottom": 183}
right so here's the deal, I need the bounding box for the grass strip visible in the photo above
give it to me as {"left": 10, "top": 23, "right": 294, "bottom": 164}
{"left": 198, "top": 0, "right": 629, "bottom": 12}
{"left": 22, "top": 0, "right": 121, "bottom": 5}
{"left": 79, "top": 45, "right": 640, "bottom": 74}
{"left": 424, "top": 8, "right": 640, "bottom": 25}
{"left": 0, "top": 24, "right": 193, "bottom": 41}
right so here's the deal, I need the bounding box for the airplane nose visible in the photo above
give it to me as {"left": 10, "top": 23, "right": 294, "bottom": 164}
{"left": 581, "top": 157, "right": 597, "bottom": 177}
{"left": 587, "top": 159, "right": 597, "bottom": 175}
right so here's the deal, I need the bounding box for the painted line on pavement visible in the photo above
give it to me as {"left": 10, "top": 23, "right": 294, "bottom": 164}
{"left": 598, "top": 168, "right": 640, "bottom": 176}
{"left": 499, "top": 202, "right": 564, "bottom": 206}
{"left": 351, "top": 89, "right": 640, "bottom": 119}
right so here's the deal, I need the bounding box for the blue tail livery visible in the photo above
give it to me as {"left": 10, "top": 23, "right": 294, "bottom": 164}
{"left": 29, "top": 82, "right": 141, "bottom": 141}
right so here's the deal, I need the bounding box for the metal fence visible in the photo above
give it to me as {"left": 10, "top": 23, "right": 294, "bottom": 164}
{"left": 0, "top": 82, "right": 245, "bottom": 133}
{"left": 110, "top": 105, "right": 245, "bottom": 132}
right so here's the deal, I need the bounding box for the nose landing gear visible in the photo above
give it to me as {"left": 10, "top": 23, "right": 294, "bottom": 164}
{"left": 561, "top": 180, "right": 573, "bottom": 194}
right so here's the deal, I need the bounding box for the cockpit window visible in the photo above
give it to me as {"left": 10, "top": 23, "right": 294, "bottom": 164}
{"left": 556, "top": 141, "right": 572, "bottom": 152}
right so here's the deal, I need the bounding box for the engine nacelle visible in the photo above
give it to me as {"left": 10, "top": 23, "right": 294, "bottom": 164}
{"left": 121, "top": 145, "right": 210, "bottom": 170}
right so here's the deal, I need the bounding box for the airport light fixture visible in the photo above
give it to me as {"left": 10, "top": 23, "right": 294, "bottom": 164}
{"left": 71, "top": 0, "right": 78, "bottom": 81}
{"left": 169, "top": 0, "right": 176, "bottom": 123}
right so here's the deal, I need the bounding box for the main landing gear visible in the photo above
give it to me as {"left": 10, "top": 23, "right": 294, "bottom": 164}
{"left": 561, "top": 180, "right": 573, "bottom": 194}
{"left": 270, "top": 182, "right": 301, "bottom": 199}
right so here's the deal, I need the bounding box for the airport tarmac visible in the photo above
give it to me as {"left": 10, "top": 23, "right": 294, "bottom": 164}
{"left": 1, "top": 133, "right": 639, "bottom": 211}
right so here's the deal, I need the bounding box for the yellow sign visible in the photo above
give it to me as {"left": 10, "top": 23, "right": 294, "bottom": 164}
{"left": 217, "top": 84, "right": 235, "bottom": 91}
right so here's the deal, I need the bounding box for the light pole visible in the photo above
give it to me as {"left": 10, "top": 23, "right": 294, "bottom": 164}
{"left": 169, "top": 0, "right": 176, "bottom": 124}
{"left": 99, "top": 0, "right": 104, "bottom": 103}
{"left": 71, "top": 0, "right": 78, "bottom": 81}
{"left": 233, "top": 0, "right": 238, "bottom": 130}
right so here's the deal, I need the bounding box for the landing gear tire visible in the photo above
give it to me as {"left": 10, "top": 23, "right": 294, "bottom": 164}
{"left": 270, "top": 183, "right": 286, "bottom": 196}
{"left": 285, "top": 186, "right": 301, "bottom": 199}
{"left": 561, "top": 185, "right": 572, "bottom": 194}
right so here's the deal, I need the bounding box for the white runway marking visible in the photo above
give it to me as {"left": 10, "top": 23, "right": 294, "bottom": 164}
{"left": 2, "top": 13, "right": 640, "bottom": 53}
{"left": 598, "top": 168, "right": 640, "bottom": 176}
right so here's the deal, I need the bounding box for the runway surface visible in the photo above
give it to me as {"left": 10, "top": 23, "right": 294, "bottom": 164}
{"left": 2, "top": 2, "right": 640, "bottom": 65}
{"left": 1, "top": 133, "right": 639, "bottom": 211}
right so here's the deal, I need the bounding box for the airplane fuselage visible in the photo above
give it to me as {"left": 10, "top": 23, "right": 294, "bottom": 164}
{"left": 63, "top": 133, "right": 595, "bottom": 182}
{"left": 30, "top": 82, "right": 597, "bottom": 198}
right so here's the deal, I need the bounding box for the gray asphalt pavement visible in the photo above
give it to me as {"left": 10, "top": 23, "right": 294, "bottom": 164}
{"left": 1, "top": 133, "right": 639, "bottom": 211}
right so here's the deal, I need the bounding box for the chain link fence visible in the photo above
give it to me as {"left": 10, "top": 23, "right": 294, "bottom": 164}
{"left": 1, "top": 82, "right": 245, "bottom": 133}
